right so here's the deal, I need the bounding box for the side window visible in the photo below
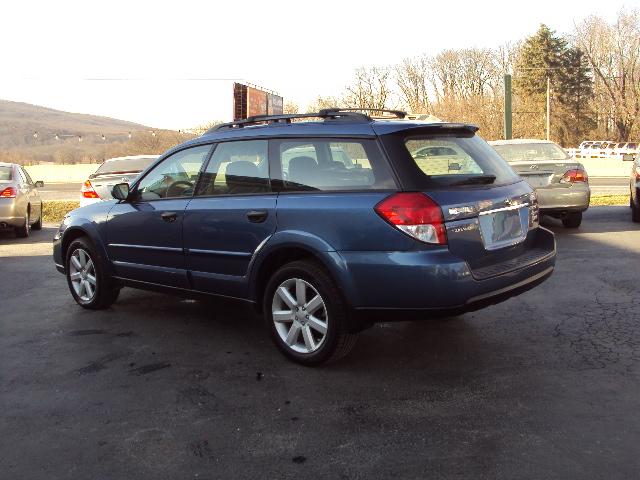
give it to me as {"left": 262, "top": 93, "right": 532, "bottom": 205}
{"left": 136, "top": 145, "right": 211, "bottom": 200}
{"left": 195, "top": 140, "right": 269, "bottom": 196}
{"left": 277, "top": 139, "right": 395, "bottom": 191}
{"left": 21, "top": 168, "right": 34, "bottom": 185}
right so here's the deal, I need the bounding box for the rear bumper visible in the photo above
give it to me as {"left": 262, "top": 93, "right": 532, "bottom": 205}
{"left": 0, "top": 201, "right": 24, "bottom": 228}
{"left": 338, "top": 227, "right": 556, "bottom": 315}
{"left": 536, "top": 184, "right": 590, "bottom": 212}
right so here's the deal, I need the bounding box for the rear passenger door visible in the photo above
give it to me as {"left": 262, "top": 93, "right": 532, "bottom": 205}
{"left": 183, "top": 140, "right": 276, "bottom": 297}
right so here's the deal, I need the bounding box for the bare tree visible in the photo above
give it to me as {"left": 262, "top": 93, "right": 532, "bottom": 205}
{"left": 283, "top": 101, "right": 299, "bottom": 114}
{"left": 574, "top": 9, "right": 640, "bottom": 140}
{"left": 342, "top": 67, "right": 393, "bottom": 109}
{"left": 395, "top": 56, "right": 432, "bottom": 113}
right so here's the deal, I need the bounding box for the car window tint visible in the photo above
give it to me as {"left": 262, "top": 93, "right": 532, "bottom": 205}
{"left": 277, "top": 139, "right": 395, "bottom": 191}
{"left": 196, "top": 140, "right": 269, "bottom": 196}
{"left": 0, "top": 166, "right": 13, "bottom": 181}
{"left": 136, "top": 145, "right": 211, "bottom": 201}
{"left": 407, "top": 139, "right": 483, "bottom": 175}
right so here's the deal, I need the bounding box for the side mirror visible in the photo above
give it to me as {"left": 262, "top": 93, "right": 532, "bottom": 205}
{"left": 35, "top": 181, "right": 44, "bottom": 188}
{"left": 112, "top": 183, "right": 130, "bottom": 201}
{"left": 622, "top": 153, "right": 635, "bottom": 162}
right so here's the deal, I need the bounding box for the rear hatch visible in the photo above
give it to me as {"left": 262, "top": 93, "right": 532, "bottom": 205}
{"left": 377, "top": 125, "right": 550, "bottom": 277}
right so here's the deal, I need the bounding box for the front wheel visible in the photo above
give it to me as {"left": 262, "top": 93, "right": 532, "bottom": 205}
{"left": 264, "top": 260, "right": 358, "bottom": 366}
{"left": 66, "top": 237, "right": 120, "bottom": 309}
{"left": 562, "top": 211, "right": 582, "bottom": 228}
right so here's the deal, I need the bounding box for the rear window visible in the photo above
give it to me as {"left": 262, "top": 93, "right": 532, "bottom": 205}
{"left": 628, "top": 143, "right": 638, "bottom": 149}
{"left": 274, "top": 139, "right": 396, "bottom": 191}
{"left": 492, "top": 142, "right": 568, "bottom": 162}
{"left": 0, "top": 166, "right": 12, "bottom": 181}
{"left": 402, "top": 134, "right": 519, "bottom": 188}
{"left": 95, "top": 157, "right": 156, "bottom": 175}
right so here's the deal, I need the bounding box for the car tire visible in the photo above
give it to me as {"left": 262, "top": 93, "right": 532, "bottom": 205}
{"left": 15, "top": 209, "right": 30, "bottom": 238}
{"left": 264, "top": 259, "right": 358, "bottom": 366}
{"left": 32, "top": 203, "right": 43, "bottom": 230}
{"left": 562, "top": 212, "right": 582, "bottom": 228}
{"left": 66, "top": 237, "right": 120, "bottom": 309}
{"left": 632, "top": 200, "right": 640, "bottom": 223}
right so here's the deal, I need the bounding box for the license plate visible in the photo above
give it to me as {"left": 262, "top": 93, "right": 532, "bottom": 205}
{"left": 478, "top": 207, "right": 527, "bottom": 250}
{"left": 522, "top": 174, "right": 550, "bottom": 188}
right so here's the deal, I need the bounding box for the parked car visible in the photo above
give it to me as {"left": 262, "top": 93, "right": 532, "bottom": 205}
{"left": 53, "top": 109, "right": 556, "bottom": 365}
{"left": 0, "top": 162, "right": 44, "bottom": 237}
{"left": 80, "top": 155, "right": 158, "bottom": 207}
{"left": 614, "top": 142, "right": 639, "bottom": 159}
{"left": 625, "top": 153, "right": 640, "bottom": 222}
{"left": 489, "top": 139, "right": 590, "bottom": 228}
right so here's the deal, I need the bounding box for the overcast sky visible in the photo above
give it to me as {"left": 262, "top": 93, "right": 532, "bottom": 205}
{"left": 0, "top": 0, "right": 632, "bottom": 130}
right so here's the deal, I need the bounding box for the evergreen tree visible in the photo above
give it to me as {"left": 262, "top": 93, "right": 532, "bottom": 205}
{"left": 514, "top": 24, "right": 595, "bottom": 145}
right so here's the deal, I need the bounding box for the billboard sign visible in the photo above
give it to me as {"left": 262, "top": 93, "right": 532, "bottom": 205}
{"left": 233, "top": 82, "right": 283, "bottom": 120}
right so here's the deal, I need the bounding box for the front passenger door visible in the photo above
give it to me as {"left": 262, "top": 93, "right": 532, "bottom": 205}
{"left": 106, "top": 145, "right": 211, "bottom": 288}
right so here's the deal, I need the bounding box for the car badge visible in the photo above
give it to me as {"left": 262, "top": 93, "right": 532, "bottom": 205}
{"left": 529, "top": 164, "right": 539, "bottom": 170}
{"left": 122, "top": 177, "right": 130, "bottom": 183}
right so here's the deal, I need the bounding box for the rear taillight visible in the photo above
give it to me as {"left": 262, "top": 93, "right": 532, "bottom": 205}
{"left": 560, "top": 169, "right": 588, "bottom": 183}
{"left": 81, "top": 179, "right": 100, "bottom": 199}
{"left": 0, "top": 187, "right": 16, "bottom": 198}
{"left": 374, "top": 192, "right": 447, "bottom": 245}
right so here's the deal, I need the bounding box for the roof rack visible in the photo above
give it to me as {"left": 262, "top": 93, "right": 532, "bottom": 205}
{"left": 206, "top": 108, "right": 408, "bottom": 133}
{"left": 207, "top": 110, "right": 367, "bottom": 133}
{"left": 319, "top": 108, "right": 407, "bottom": 119}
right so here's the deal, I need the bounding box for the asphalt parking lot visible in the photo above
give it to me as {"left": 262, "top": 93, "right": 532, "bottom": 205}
{"left": 1, "top": 207, "right": 639, "bottom": 479}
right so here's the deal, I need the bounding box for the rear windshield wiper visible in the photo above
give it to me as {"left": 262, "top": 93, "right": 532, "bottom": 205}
{"left": 449, "top": 175, "right": 497, "bottom": 186}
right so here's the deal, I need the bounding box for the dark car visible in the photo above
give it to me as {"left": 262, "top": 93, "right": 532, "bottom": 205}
{"left": 625, "top": 153, "right": 640, "bottom": 222}
{"left": 53, "top": 109, "right": 556, "bottom": 365}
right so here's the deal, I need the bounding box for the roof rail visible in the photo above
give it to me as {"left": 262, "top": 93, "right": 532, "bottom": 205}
{"left": 319, "top": 108, "right": 407, "bottom": 119}
{"left": 207, "top": 110, "right": 371, "bottom": 133}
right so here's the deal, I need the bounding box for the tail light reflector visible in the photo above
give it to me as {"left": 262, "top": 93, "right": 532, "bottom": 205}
{"left": 375, "top": 192, "right": 447, "bottom": 245}
{"left": 1, "top": 187, "right": 16, "bottom": 198}
{"left": 560, "top": 169, "right": 588, "bottom": 183}
{"left": 81, "top": 179, "right": 100, "bottom": 199}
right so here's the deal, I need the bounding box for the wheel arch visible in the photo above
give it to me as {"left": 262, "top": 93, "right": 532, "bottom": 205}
{"left": 60, "top": 223, "right": 113, "bottom": 275}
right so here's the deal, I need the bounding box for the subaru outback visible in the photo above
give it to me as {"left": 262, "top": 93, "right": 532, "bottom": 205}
{"left": 53, "top": 109, "right": 556, "bottom": 365}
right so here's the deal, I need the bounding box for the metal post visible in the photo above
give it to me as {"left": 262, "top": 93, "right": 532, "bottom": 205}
{"left": 504, "top": 74, "right": 512, "bottom": 140}
{"left": 546, "top": 77, "right": 551, "bottom": 141}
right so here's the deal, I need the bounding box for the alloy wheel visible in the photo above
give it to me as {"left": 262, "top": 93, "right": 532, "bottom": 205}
{"left": 69, "top": 248, "right": 97, "bottom": 302}
{"left": 272, "top": 278, "right": 328, "bottom": 354}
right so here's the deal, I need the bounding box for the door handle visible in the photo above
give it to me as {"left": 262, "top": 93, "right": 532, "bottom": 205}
{"left": 246, "top": 210, "right": 268, "bottom": 223}
{"left": 161, "top": 212, "right": 178, "bottom": 223}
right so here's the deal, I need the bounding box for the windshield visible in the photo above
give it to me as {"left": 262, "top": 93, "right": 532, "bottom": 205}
{"left": 492, "top": 143, "right": 568, "bottom": 162}
{"left": 403, "top": 134, "right": 519, "bottom": 188}
{"left": 0, "top": 166, "right": 12, "bottom": 181}
{"left": 95, "top": 157, "right": 156, "bottom": 175}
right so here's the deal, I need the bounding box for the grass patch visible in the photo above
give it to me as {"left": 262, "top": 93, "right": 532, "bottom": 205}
{"left": 590, "top": 194, "right": 629, "bottom": 206}
{"left": 43, "top": 201, "right": 80, "bottom": 223}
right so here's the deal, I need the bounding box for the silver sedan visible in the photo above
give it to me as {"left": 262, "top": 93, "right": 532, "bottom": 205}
{"left": 0, "top": 162, "right": 44, "bottom": 237}
{"left": 489, "top": 139, "right": 590, "bottom": 228}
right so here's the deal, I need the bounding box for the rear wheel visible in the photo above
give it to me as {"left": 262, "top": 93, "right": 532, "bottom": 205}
{"left": 32, "top": 203, "right": 43, "bottom": 230}
{"left": 15, "top": 209, "right": 30, "bottom": 238}
{"left": 66, "top": 237, "right": 120, "bottom": 309}
{"left": 562, "top": 211, "right": 582, "bottom": 228}
{"left": 264, "top": 260, "right": 358, "bottom": 365}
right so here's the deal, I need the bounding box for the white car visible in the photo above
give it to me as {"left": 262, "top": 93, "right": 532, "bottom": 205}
{"left": 80, "top": 155, "right": 158, "bottom": 207}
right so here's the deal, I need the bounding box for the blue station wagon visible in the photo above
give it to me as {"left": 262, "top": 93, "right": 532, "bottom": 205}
{"left": 53, "top": 109, "right": 556, "bottom": 365}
